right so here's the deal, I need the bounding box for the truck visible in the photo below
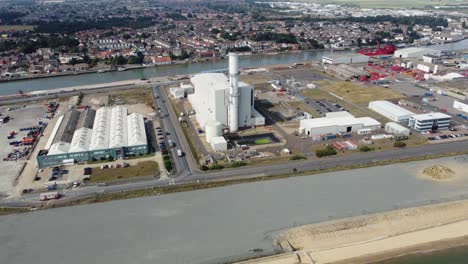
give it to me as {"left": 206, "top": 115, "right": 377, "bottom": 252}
{"left": 177, "top": 149, "right": 183, "bottom": 157}
{"left": 39, "top": 191, "right": 60, "bottom": 201}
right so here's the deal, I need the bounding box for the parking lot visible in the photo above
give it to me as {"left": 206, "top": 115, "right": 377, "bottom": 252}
{"left": 0, "top": 105, "right": 48, "bottom": 196}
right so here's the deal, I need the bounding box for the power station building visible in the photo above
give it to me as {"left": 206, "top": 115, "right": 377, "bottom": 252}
{"left": 188, "top": 53, "right": 264, "bottom": 144}
{"left": 37, "top": 106, "right": 148, "bottom": 168}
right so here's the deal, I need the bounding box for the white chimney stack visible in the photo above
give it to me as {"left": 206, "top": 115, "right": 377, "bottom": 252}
{"left": 228, "top": 53, "right": 239, "bottom": 132}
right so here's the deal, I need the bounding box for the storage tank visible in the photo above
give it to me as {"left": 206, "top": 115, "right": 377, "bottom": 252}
{"left": 205, "top": 121, "right": 222, "bottom": 143}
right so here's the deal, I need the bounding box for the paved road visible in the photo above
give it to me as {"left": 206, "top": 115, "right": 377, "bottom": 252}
{"left": 3, "top": 140, "right": 467, "bottom": 207}
{"left": 152, "top": 85, "right": 192, "bottom": 177}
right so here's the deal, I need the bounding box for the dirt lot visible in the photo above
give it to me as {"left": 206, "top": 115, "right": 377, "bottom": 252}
{"left": 108, "top": 88, "right": 153, "bottom": 106}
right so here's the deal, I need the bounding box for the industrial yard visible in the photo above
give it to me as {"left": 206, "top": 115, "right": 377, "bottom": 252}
{"left": 164, "top": 50, "right": 468, "bottom": 169}
{"left": 0, "top": 48, "right": 466, "bottom": 200}
{"left": 0, "top": 87, "right": 166, "bottom": 197}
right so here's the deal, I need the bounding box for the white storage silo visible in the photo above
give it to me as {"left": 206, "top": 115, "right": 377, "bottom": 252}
{"left": 205, "top": 120, "right": 222, "bottom": 143}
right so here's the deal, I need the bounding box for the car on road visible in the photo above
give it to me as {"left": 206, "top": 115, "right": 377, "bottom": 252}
{"left": 177, "top": 149, "right": 183, "bottom": 157}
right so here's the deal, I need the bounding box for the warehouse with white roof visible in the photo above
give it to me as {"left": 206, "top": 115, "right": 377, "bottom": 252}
{"left": 368, "top": 100, "right": 415, "bottom": 123}
{"left": 37, "top": 106, "right": 149, "bottom": 168}
{"left": 299, "top": 111, "right": 381, "bottom": 136}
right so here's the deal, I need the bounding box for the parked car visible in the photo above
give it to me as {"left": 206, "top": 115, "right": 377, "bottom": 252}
{"left": 83, "top": 167, "right": 92, "bottom": 175}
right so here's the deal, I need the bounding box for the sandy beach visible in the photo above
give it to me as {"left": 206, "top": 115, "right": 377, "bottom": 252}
{"left": 238, "top": 199, "right": 468, "bottom": 264}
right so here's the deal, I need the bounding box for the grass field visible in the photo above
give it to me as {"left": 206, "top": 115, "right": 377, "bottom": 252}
{"left": 88, "top": 161, "right": 158, "bottom": 183}
{"left": 298, "top": 0, "right": 455, "bottom": 8}
{"left": 254, "top": 137, "right": 272, "bottom": 145}
{"left": 0, "top": 25, "right": 35, "bottom": 31}
{"left": 318, "top": 81, "right": 403, "bottom": 105}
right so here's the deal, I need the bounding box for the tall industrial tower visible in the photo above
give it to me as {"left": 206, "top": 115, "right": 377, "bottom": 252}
{"left": 228, "top": 53, "right": 239, "bottom": 132}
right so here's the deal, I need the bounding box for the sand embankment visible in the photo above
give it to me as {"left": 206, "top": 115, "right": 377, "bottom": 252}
{"left": 238, "top": 200, "right": 468, "bottom": 264}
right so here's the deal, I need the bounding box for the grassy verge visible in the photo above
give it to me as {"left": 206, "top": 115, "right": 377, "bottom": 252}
{"left": 88, "top": 161, "right": 159, "bottom": 183}
{"left": 0, "top": 207, "right": 31, "bottom": 216}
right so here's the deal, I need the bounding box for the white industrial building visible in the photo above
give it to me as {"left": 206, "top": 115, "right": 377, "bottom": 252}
{"left": 39, "top": 106, "right": 148, "bottom": 168}
{"left": 394, "top": 47, "right": 440, "bottom": 59}
{"left": 409, "top": 113, "right": 451, "bottom": 131}
{"left": 68, "top": 127, "right": 93, "bottom": 153}
{"left": 210, "top": 136, "right": 228, "bottom": 151}
{"left": 299, "top": 111, "right": 381, "bottom": 136}
{"left": 322, "top": 53, "right": 369, "bottom": 64}
{"left": 170, "top": 83, "right": 194, "bottom": 99}
{"left": 90, "top": 107, "right": 111, "bottom": 151}
{"left": 454, "top": 100, "right": 468, "bottom": 114}
{"left": 368, "top": 101, "right": 415, "bottom": 123}
{"left": 48, "top": 141, "right": 71, "bottom": 155}
{"left": 385, "top": 122, "right": 410, "bottom": 136}
{"left": 188, "top": 53, "right": 265, "bottom": 139}
{"left": 109, "top": 106, "right": 128, "bottom": 148}
{"left": 127, "top": 113, "right": 148, "bottom": 147}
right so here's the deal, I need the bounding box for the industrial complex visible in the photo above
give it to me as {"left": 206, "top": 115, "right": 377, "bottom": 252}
{"left": 0, "top": 44, "right": 467, "bottom": 201}
{"left": 37, "top": 106, "right": 148, "bottom": 168}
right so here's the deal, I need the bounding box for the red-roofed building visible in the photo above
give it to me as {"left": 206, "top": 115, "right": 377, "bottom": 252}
{"left": 151, "top": 56, "right": 172, "bottom": 65}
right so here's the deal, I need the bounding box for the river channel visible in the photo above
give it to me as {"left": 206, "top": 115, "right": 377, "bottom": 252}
{"left": 0, "top": 39, "right": 466, "bottom": 95}
{"left": 1, "top": 155, "right": 468, "bottom": 264}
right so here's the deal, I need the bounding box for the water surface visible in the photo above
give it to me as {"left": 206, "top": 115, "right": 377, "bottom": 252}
{"left": 1, "top": 156, "right": 468, "bottom": 264}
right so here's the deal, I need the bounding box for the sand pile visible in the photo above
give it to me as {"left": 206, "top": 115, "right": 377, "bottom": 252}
{"left": 423, "top": 165, "right": 455, "bottom": 180}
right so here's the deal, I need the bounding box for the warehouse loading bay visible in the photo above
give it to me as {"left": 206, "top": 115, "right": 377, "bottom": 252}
{"left": 167, "top": 60, "right": 468, "bottom": 169}
{"left": 0, "top": 87, "right": 168, "bottom": 197}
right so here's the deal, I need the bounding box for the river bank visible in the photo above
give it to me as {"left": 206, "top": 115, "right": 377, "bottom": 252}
{"left": 0, "top": 49, "right": 322, "bottom": 84}
{"left": 238, "top": 200, "right": 468, "bottom": 264}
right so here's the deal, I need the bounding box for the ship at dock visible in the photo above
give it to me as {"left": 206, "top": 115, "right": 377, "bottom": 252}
{"left": 358, "top": 43, "right": 397, "bottom": 56}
